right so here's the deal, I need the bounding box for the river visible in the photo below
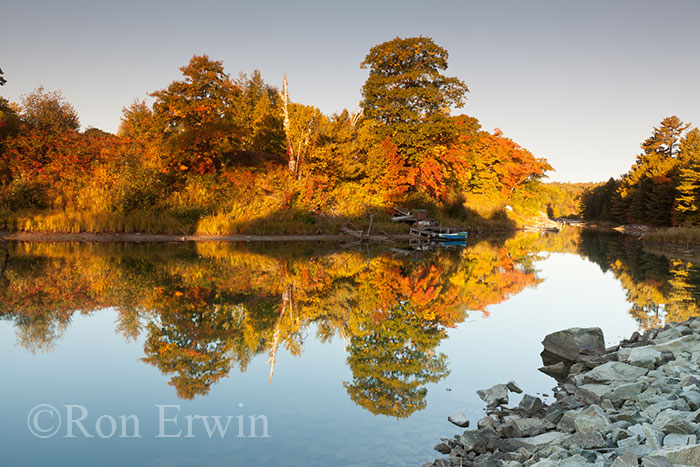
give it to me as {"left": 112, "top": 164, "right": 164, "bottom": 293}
{"left": 1, "top": 229, "right": 698, "bottom": 466}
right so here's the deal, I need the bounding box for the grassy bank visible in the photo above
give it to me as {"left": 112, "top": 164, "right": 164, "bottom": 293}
{"left": 644, "top": 226, "right": 700, "bottom": 245}
{"left": 0, "top": 203, "right": 522, "bottom": 236}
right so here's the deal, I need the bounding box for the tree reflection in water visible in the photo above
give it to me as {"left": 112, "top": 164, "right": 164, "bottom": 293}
{"left": 7, "top": 229, "right": 694, "bottom": 416}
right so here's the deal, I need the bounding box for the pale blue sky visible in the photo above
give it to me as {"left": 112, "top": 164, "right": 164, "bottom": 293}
{"left": 2, "top": 0, "right": 699, "bottom": 182}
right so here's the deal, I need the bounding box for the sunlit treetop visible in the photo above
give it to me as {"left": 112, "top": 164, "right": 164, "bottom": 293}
{"left": 21, "top": 86, "right": 80, "bottom": 134}
{"left": 149, "top": 55, "right": 243, "bottom": 173}
{"left": 640, "top": 115, "right": 691, "bottom": 158}
{"left": 360, "top": 36, "right": 468, "bottom": 126}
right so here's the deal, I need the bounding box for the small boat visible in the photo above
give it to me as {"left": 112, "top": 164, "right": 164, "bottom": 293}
{"left": 437, "top": 231, "right": 468, "bottom": 241}
{"left": 440, "top": 240, "right": 467, "bottom": 247}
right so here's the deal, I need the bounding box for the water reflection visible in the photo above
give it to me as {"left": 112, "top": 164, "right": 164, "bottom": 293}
{"left": 577, "top": 230, "right": 700, "bottom": 329}
{"left": 2, "top": 229, "right": 699, "bottom": 418}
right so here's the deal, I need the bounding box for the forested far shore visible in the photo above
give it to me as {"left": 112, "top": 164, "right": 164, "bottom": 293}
{"left": 580, "top": 116, "right": 700, "bottom": 228}
{"left": 0, "top": 38, "right": 558, "bottom": 236}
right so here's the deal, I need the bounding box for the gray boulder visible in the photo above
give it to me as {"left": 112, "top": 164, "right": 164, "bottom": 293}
{"left": 641, "top": 423, "right": 666, "bottom": 449}
{"left": 560, "top": 431, "right": 607, "bottom": 449}
{"left": 649, "top": 444, "right": 700, "bottom": 465}
{"left": 612, "top": 451, "right": 638, "bottom": 466}
{"left": 506, "top": 380, "right": 522, "bottom": 394}
{"left": 541, "top": 327, "right": 605, "bottom": 363}
{"left": 652, "top": 409, "right": 697, "bottom": 434}
{"left": 608, "top": 382, "right": 645, "bottom": 402}
{"left": 433, "top": 442, "right": 450, "bottom": 454}
{"left": 519, "top": 394, "right": 543, "bottom": 415}
{"left": 500, "top": 418, "right": 549, "bottom": 438}
{"left": 680, "top": 388, "right": 700, "bottom": 410}
{"left": 662, "top": 433, "right": 696, "bottom": 446}
{"left": 556, "top": 410, "right": 579, "bottom": 433}
{"left": 476, "top": 384, "right": 509, "bottom": 407}
{"left": 640, "top": 456, "right": 673, "bottom": 467}
{"left": 628, "top": 347, "right": 664, "bottom": 370}
{"left": 510, "top": 431, "right": 568, "bottom": 449}
{"left": 447, "top": 413, "right": 469, "bottom": 428}
{"left": 538, "top": 361, "right": 570, "bottom": 380}
{"left": 574, "top": 405, "right": 610, "bottom": 433}
{"left": 581, "top": 361, "right": 649, "bottom": 384}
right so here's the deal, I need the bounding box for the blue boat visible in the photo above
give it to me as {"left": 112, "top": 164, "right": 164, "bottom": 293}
{"left": 437, "top": 231, "right": 468, "bottom": 241}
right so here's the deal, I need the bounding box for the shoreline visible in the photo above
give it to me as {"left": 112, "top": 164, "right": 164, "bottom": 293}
{"left": 0, "top": 231, "right": 415, "bottom": 243}
{"left": 426, "top": 319, "right": 700, "bottom": 466}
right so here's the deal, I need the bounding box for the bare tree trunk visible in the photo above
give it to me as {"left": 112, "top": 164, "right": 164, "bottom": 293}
{"left": 350, "top": 101, "right": 363, "bottom": 127}
{"left": 280, "top": 74, "right": 296, "bottom": 174}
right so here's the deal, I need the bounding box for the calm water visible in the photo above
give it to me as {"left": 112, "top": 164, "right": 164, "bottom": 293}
{"left": 1, "top": 229, "right": 699, "bottom": 466}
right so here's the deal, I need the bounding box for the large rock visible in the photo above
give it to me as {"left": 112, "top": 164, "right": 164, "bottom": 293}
{"left": 559, "top": 454, "right": 592, "bottom": 466}
{"left": 500, "top": 418, "right": 549, "bottom": 438}
{"left": 640, "top": 456, "right": 673, "bottom": 467}
{"left": 541, "top": 327, "right": 605, "bottom": 363}
{"left": 561, "top": 431, "right": 607, "bottom": 449}
{"left": 519, "top": 394, "right": 543, "bottom": 414}
{"left": 641, "top": 423, "right": 666, "bottom": 450}
{"left": 458, "top": 427, "right": 498, "bottom": 453}
{"left": 577, "top": 383, "right": 613, "bottom": 401}
{"left": 433, "top": 442, "right": 450, "bottom": 454}
{"left": 476, "top": 384, "right": 509, "bottom": 407}
{"left": 510, "top": 431, "right": 568, "bottom": 449}
{"left": 608, "top": 382, "right": 645, "bottom": 402}
{"left": 612, "top": 452, "right": 638, "bottom": 467}
{"left": 574, "top": 405, "right": 610, "bottom": 433}
{"left": 581, "top": 361, "right": 649, "bottom": 384}
{"left": 649, "top": 444, "right": 700, "bottom": 465}
{"left": 556, "top": 410, "right": 579, "bottom": 433}
{"left": 663, "top": 433, "right": 697, "bottom": 446}
{"left": 447, "top": 413, "right": 469, "bottom": 428}
{"left": 652, "top": 409, "right": 697, "bottom": 434}
{"left": 538, "top": 361, "right": 570, "bottom": 380}
{"left": 627, "top": 347, "right": 663, "bottom": 370}
{"left": 649, "top": 335, "right": 700, "bottom": 359}
{"left": 680, "top": 388, "right": 700, "bottom": 410}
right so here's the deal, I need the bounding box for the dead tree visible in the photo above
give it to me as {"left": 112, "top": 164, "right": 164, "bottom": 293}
{"left": 280, "top": 74, "right": 296, "bottom": 174}
{"left": 279, "top": 74, "right": 317, "bottom": 179}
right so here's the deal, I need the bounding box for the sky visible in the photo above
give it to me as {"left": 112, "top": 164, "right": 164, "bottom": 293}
{"left": 2, "top": 0, "right": 699, "bottom": 182}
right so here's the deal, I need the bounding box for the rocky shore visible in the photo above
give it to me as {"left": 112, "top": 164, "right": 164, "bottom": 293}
{"left": 425, "top": 318, "right": 700, "bottom": 466}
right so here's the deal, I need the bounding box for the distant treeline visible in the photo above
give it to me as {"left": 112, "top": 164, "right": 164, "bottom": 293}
{"left": 580, "top": 117, "right": 700, "bottom": 226}
{"left": 0, "top": 38, "right": 553, "bottom": 235}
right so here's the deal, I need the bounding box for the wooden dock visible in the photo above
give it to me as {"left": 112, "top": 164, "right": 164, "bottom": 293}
{"left": 410, "top": 225, "right": 466, "bottom": 239}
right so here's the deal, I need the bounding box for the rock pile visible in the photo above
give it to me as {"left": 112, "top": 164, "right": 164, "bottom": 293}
{"left": 425, "top": 318, "right": 700, "bottom": 466}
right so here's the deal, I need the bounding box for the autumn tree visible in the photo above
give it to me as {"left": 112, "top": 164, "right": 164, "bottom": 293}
{"left": 674, "top": 128, "right": 700, "bottom": 224}
{"left": 641, "top": 116, "right": 691, "bottom": 158}
{"left": 607, "top": 117, "right": 693, "bottom": 225}
{"left": 118, "top": 100, "right": 155, "bottom": 141}
{"left": 151, "top": 55, "right": 243, "bottom": 174}
{"left": 357, "top": 37, "right": 470, "bottom": 201}
{"left": 361, "top": 36, "right": 468, "bottom": 142}
{"left": 0, "top": 67, "right": 16, "bottom": 146}
{"left": 21, "top": 86, "right": 80, "bottom": 133}
{"left": 238, "top": 70, "right": 285, "bottom": 155}
{"left": 0, "top": 97, "right": 20, "bottom": 151}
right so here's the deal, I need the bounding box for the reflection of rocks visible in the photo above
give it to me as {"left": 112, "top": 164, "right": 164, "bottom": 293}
{"left": 425, "top": 318, "right": 700, "bottom": 466}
